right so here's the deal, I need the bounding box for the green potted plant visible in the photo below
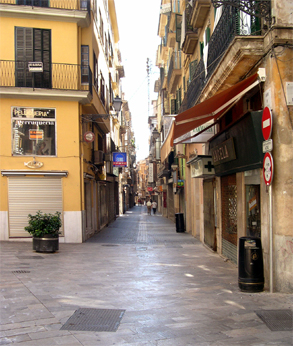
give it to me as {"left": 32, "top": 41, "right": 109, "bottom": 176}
{"left": 25, "top": 210, "right": 62, "bottom": 253}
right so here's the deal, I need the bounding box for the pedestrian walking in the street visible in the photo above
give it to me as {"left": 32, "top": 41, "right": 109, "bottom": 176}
{"left": 147, "top": 200, "right": 152, "bottom": 215}
{"left": 151, "top": 200, "right": 157, "bottom": 215}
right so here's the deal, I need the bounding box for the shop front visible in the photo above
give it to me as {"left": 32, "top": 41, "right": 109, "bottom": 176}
{"left": 209, "top": 111, "right": 264, "bottom": 263}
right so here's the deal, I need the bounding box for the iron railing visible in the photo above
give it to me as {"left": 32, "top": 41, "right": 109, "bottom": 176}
{"left": 179, "top": 58, "right": 205, "bottom": 113}
{"left": 0, "top": 60, "right": 92, "bottom": 94}
{"left": 179, "top": 5, "right": 266, "bottom": 113}
{"left": 0, "top": 0, "right": 90, "bottom": 13}
{"left": 206, "top": 5, "right": 262, "bottom": 81}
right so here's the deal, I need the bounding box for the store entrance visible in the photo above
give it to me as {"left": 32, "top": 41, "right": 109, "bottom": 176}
{"left": 245, "top": 184, "right": 261, "bottom": 238}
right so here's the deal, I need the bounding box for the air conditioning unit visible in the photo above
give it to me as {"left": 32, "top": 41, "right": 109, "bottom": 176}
{"left": 94, "top": 150, "right": 104, "bottom": 165}
{"left": 104, "top": 153, "right": 112, "bottom": 162}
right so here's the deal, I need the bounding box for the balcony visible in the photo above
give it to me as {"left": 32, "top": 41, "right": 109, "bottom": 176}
{"left": 167, "top": 51, "right": 182, "bottom": 94}
{"left": 0, "top": 0, "right": 90, "bottom": 27}
{"left": 179, "top": 5, "right": 267, "bottom": 112}
{"left": 182, "top": 29, "right": 199, "bottom": 55}
{"left": 190, "top": 0, "right": 210, "bottom": 28}
{"left": 0, "top": 60, "right": 92, "bottom": 103}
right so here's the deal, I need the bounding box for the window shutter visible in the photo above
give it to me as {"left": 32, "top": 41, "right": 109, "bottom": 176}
{"left": 15, "top": 27, "right": 33, "bottom": 87}
{"left": 175, "top": 14, "right": 182, "bottom": 43}
{"left": 189, "top": 59, "right": 198, "bottom": 81}
{"left": 171, "top": 99, "right": 177, "bottom": 115}
{"left": 33, "top": 28, "right": 51, "bottom": 88}
{"left": 200, "top": 42, "right": 204, "bottom": 58}
{"left": 81, "top": 45, "right": 89, "bottom": 84}
{"left": 205, "top": 27, "right": 210, "bottom": 44}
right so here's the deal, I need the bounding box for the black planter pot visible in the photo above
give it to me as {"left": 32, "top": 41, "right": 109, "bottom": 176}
{"left": 33, "top": 234, "right": 59, "bottom": 253}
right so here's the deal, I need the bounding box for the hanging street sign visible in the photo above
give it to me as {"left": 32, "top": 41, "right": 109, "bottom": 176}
{"left": 263, "top": 152, "right": 274, "bottom": 186}
{"left": 262, "top": 107, "right": 273, "bottom": 141}
{"left": 113, "top": 152, "right": 127, "bottom": 167}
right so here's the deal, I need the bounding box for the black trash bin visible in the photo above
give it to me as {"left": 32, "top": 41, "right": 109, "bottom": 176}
{"left": 238, "top": 236, "right": 264, "bottom": 292}
{"left": 175, "top": 213, "right": 185, "bottom": 233}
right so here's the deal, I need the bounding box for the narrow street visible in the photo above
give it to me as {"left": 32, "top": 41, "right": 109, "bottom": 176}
{"left": 0, "top": 206, "right": 291, "bottom": 345}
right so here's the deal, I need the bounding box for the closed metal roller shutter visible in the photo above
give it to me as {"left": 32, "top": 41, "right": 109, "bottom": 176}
{"left": 8, "top": 176, "right": 63, "bottom": 237}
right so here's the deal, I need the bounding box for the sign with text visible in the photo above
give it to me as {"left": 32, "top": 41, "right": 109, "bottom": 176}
{"left": 28, "top": 62, "right": 43, "bottom": 72}
{"left": 113, "top": 152, "right": 127, "bottom": 167}
{"left": 210, "top": 137, "right": 236, "bottom": 166}
{"left": 148, "top": 163, "right": 154, "bottom": 183}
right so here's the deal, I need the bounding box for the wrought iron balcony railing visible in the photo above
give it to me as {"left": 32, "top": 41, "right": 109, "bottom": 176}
{"left": 0, "top": 60, "right": 92, "bottom": 94}
{"left": 179, "top": 58, "right": 205, "bottom": 113}
{"left": 179, "top": 4, "right": 267, "bottom": 113}
{"left": 206, "top": 5, "right": 263, "bottom": 81}
{"left": 0, "top": 0, "right": 90, "bottom": 13}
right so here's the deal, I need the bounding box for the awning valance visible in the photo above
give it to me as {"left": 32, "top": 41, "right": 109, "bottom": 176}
{"left": 160, "top": 72, "right": 263, "bottom": 162}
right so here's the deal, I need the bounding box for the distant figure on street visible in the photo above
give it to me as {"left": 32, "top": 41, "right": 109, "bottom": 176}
{"left": 146, "top": 200, "right": 152, "bottom": 215}
{"left": 151, "top": 201, "right": 157, "bottom": 215}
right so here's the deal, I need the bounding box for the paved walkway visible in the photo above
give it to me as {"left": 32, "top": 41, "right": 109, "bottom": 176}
{"left": 0, "top": 206, "right": 292, "bottom": 345}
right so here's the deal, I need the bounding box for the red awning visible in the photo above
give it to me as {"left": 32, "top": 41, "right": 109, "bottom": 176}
{"left": 172, "top": 73, "right": 260, "bottom": 145}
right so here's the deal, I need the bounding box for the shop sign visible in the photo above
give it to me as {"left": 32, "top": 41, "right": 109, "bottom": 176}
{"left": 190, "top": 156, "right": 215, "bottom": 178}
{"left": 113, "top": 152, "right": 127, "bottom": 167}
{"left": 160, "top": 3, "right": 171, "bottom": 14}
{"left": 249, "top": 196, "right": 257, "bottom": 211}
{"left": 29, "top": 129, "right": 43, "bottom": 140}
{"left": 210, "top": 138, "right": 236, "bottom": 166}
{"left": 177, "top": 180, "right": 184, "bottom": 188}
{"left": 148, "top": 162, "right": 154, "bottom": 183}
{"left": 147, "top": 187, "right": 153, "bottom": 192}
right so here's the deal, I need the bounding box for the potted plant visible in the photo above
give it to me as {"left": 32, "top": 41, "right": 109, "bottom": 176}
{"left": 25, "top": 210, "right": 62, "bottom": 253}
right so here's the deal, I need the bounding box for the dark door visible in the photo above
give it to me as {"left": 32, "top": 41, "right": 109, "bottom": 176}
{"left": 203, "top": 180, "right": 216, "bottom": 251}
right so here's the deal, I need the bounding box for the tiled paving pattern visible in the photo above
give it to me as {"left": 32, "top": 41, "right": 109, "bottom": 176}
{"left": 0, "top": 206, "right": 292, "bottom": 345}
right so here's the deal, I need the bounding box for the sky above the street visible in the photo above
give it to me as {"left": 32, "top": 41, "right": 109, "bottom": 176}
{"left": 115, "top": 0, "right": 161, "bottom": 162}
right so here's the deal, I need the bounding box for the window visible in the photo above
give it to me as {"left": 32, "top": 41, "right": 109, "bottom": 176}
{"left": 100, "top": 72, "right": 105, "bottom": 104}
{"left": 81, "top": 45, "right": 89, "bottom": 84}
{"left": 99, "top": 10, "right": 104, "bottom": 44}
{"left": 12, "top": 107, "right": 56, "bottom": 156}
{"left": 93, "top": 52, "right": 98, "bottom": 90}
{"left": 15, "top": 27, "right": 51, "bottom": 88}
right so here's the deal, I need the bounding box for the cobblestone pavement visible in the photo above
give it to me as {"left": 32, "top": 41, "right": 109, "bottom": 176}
{"left": 0, "top": 206, "right": 292, "bottom": 345}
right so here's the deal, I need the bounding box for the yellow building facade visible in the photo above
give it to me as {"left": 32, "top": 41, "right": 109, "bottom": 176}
{"left": 0, "top": 1, "right": 125, "bottom": 243}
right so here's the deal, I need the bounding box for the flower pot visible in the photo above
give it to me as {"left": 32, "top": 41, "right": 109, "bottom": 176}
{"left": 33, "top": 234, "right": 59, "bottom": 253}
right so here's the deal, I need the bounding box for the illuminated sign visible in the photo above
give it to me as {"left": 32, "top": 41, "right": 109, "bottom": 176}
{"left": 113, "top": 152, "right": 127, "bottom": 167}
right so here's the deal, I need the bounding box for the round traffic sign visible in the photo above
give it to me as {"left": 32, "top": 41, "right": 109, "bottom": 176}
{"left": 84, "top": 131, "right": 95, "bottom": 143}
{"left": 262, "top": 107, "right": 273, "bottom": 141}
{"left": 263, "top": 152, "right": 274, "bottom": 186}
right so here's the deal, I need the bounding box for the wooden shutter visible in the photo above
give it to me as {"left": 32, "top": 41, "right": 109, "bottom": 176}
{"left": 33, "top": 28, "right": 51, "bottom": 88}
{"left": 175, "top": 14, "right": 182, "bottom": 43}
{"left": 8, "top": 177, "right": 63, "bottom": 237}
{"left": 81, "top": 45, "right": 89, "bottom": 84}
{"left": 15, "top": 27, "right": 33, "bottom": 87}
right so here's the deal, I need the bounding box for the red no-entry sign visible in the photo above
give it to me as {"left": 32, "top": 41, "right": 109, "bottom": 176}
{"left": 262, "top": 107, "right": 273, "bottom": 141}
{"left": 263, "top": 152, "right": 274, "bottom": 186}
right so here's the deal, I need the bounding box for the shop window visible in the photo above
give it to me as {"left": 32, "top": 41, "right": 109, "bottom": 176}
{"left": 12, "top": 107, "right": 56, "bottom": 156}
